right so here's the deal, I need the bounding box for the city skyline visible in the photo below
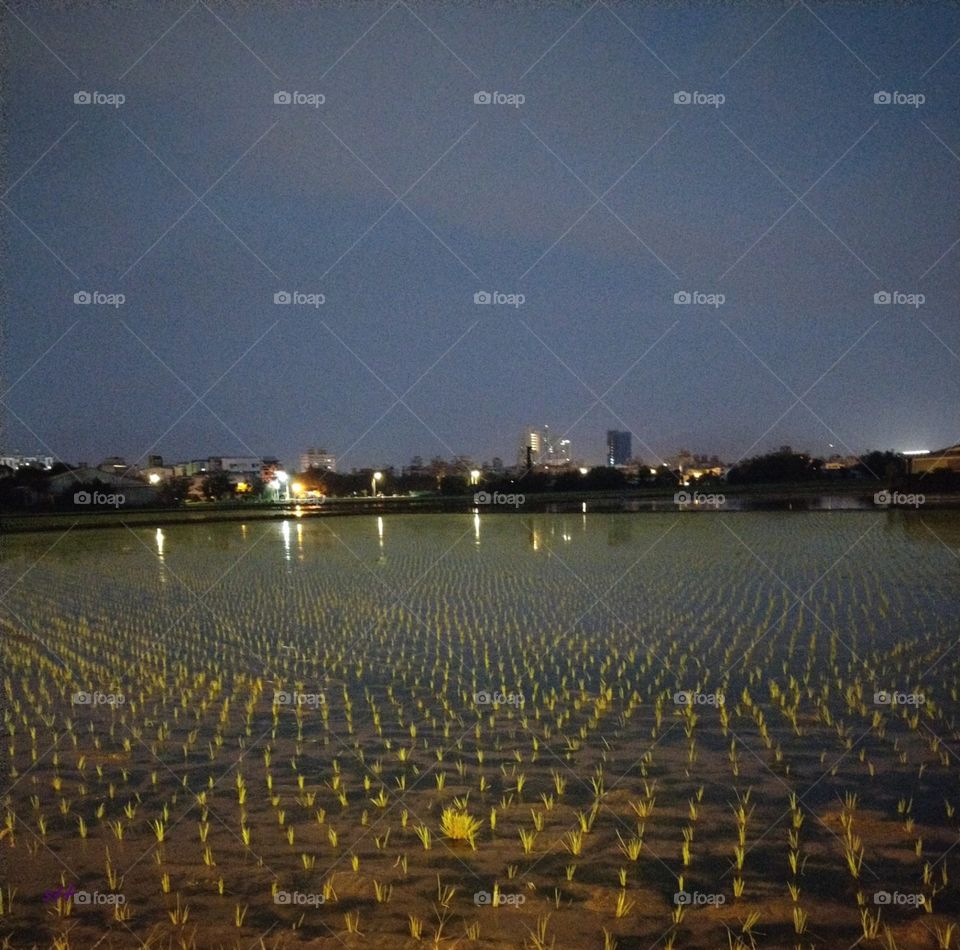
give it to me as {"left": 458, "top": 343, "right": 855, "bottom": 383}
{"left": 4, "top": 3, "right": 960, "bottom": 478}
{"left": 1, "top": 424, "right": 939, "bottom": 478}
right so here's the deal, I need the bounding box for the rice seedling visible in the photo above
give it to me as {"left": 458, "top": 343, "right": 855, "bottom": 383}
{"left": 167, "top": 894, "right": 189, "bottom": 925}
{"left": 932, "top": 924, "right": 956, "bottom": 949}
{"left": 613, "top": 889, "right": 634, "bottom": 918}
{"left": 519, "top": 827, "right": 538, "bottom": 854}
{"left": 439, "top": 807, "right": 483, "bottom": 849}
{"left": 414, "top": 824, "right": 432, "bottom": 850}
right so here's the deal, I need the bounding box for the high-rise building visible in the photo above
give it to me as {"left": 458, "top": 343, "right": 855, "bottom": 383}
{"left": 300, "top": 448, "right": 336, "bottom": 472}
{"left": 606, "top": 430, "right": 631, "bottom": 466}
{"left": 518, "top": 427, "right": 543, "bottom": 468}
{"left": 517, "top": 427, "right": 575, "bottom": 470}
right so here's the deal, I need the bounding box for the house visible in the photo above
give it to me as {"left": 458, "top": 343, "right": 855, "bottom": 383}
{"left": 46, "top": 468, "right": 159, "bottom": 507}
{"left": 909, "top": 444, "right": 960, "bottom": 476}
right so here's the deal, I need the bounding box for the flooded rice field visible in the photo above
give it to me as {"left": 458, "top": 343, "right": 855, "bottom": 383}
{"left": 1, "top": 511, "right": 959, "bottom": 949}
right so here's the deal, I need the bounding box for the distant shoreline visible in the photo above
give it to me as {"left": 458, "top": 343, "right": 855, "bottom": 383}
{"left": 3, "top": 484, "right": 959, "bottom": 534}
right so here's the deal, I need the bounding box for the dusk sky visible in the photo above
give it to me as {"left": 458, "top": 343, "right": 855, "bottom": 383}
{"left": 4, "top": 1, "right": 960, "bottom": 471}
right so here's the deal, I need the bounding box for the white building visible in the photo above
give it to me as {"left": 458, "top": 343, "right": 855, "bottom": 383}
{"left": 0, "top": 453, "right": 54, "bottom": 470}
{"left": 300, "top": 448, "right": 336, "bottom": 472}
{"left": 172, "top": 456, "right": 263, "bottom": 476}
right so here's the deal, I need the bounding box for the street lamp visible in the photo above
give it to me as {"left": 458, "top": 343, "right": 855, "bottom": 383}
{"left": 469, "top": 469, "right": 481, "bottom": 486}
{"left": 148, "top": 472, "right": 161, "bottom": 484}
{"left": 372, "top": 471, "right": 382, "bottom": 497}
{"left": 275, "top": 470, "right": 289, "bottom": 502}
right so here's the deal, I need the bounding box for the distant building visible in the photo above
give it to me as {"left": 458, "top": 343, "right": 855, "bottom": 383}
{"left": 518, "top": 427, "right": 543, "bottom": 468}
{"left": 261, "top": 457, "right": 282, "bottom": 482}
{"left": 518, "top": 426, "right": 573, "bottom": 470}
{"left": 0, "top": 453, "right": 54, "bottom": 470}
{"left": 171, "top": 456, "right": 263, "bottom": 477}
{"left": 542, "top": 427, "right": 572, "bottom": 469}
{"left": 668, "top": 450, "right": 725, "bottom": 483}
{"left": 98, "top": 456, "right": 133, "bottom": 476}
{"left": 606, "top": 430, "right": 632, "bottom": 467}
{"left": 47, "top": 468, "right": 159, "bottom": 507}
{"left": 824, "top": 454, "right": 860, "bottom": 471}
{"left": 208, "top": 456, "right": 263, "bottom": 474}
{"left": 300, "top": 448, "right": 336, "bottom": 472}
{"left": 909, "top": 444, "right": 960, "bottom": 475}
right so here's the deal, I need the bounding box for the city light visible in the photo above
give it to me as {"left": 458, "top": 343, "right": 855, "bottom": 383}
{"left": 372, "top": 471, "right": 383, "bottom": 496}
{"left": 291, "top": 481, "right": 304, "bottom": 496}
{"left": 469, "top": 469, "right": 481, "bottom": 485}
{"left": 148, "top": 472, "right": 161, "bottom": 484}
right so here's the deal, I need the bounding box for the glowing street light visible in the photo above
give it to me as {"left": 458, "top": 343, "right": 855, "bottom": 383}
{"left": 291, "top": 481, "right": 304, "bottom": 497}
{"left": 469, "top": 469, "right": 481, "bottom": 486}
{"left": 372, "top": 471, "right": 382, "bottom": 496}
{"left": 148, "top": 472, "right": 161, "bottom": 484}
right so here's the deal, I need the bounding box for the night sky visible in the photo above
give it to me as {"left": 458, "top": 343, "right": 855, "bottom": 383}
{"left": 3, "top": 1, "right": 959, "bottom": 471}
